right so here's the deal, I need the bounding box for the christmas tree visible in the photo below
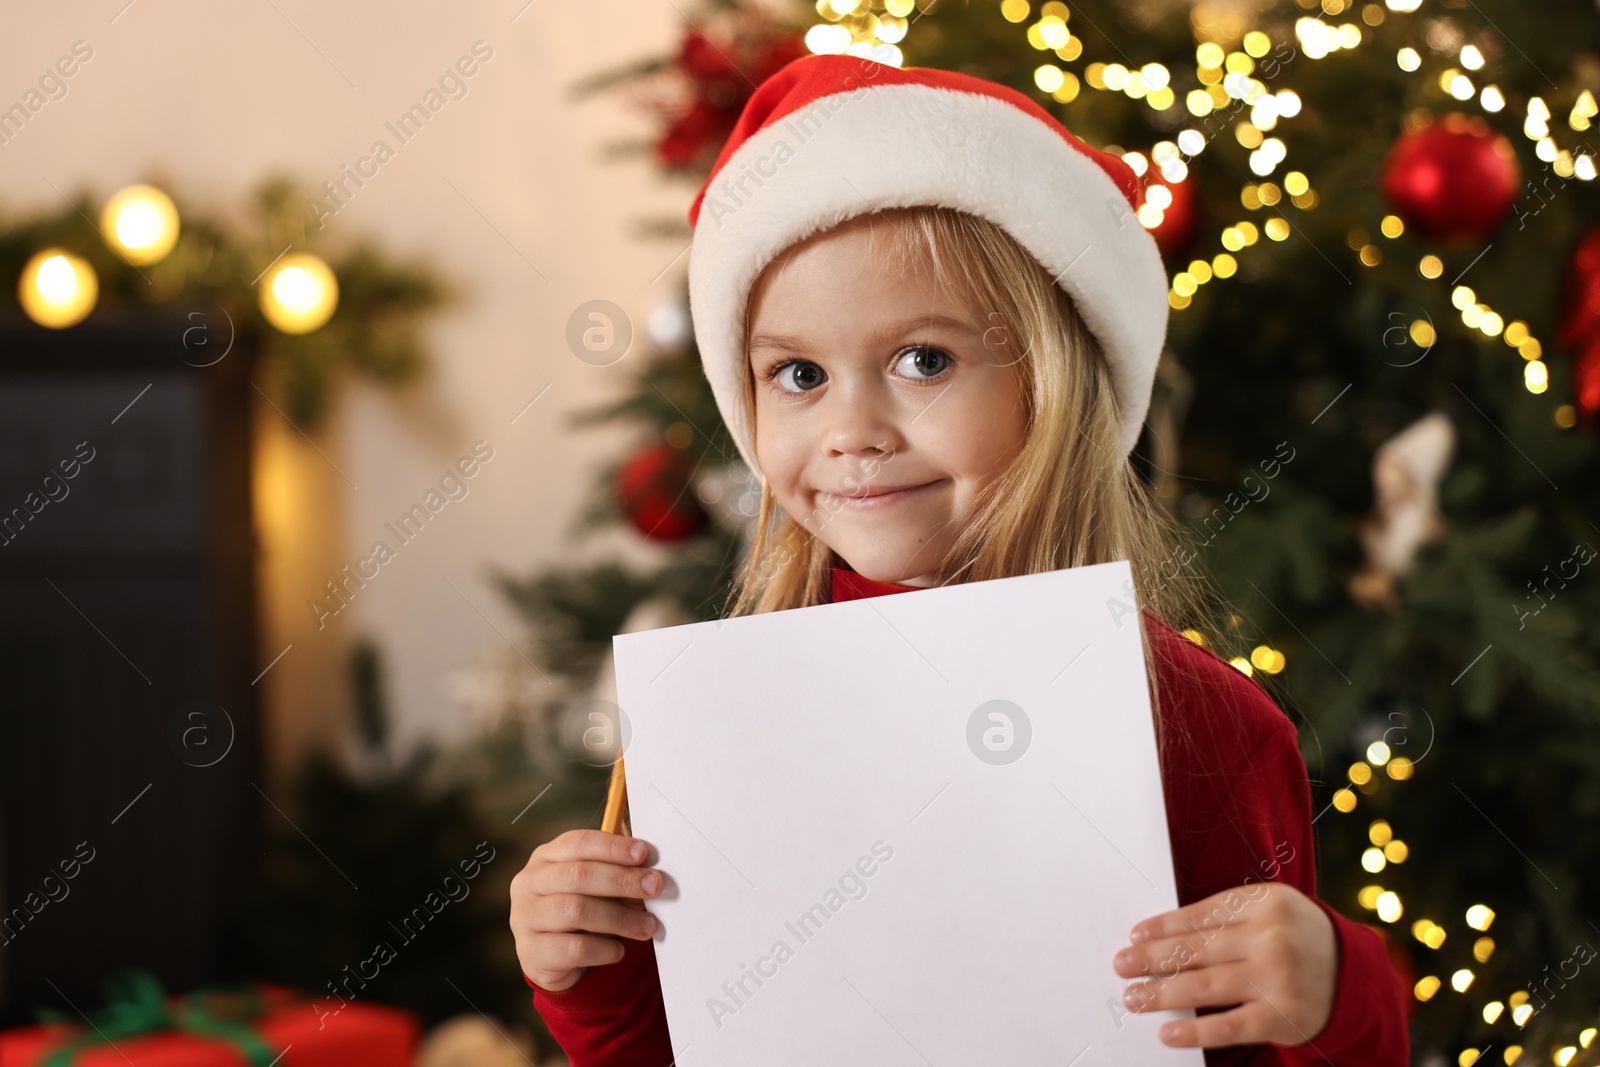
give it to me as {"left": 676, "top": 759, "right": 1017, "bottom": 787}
{"left": 494, "top": 1, "right": 1600, "bottom": 1062}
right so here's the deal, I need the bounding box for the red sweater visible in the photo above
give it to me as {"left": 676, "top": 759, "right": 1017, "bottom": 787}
{"left": 527, "top": 566, "right": 1411, "bottom": 1066}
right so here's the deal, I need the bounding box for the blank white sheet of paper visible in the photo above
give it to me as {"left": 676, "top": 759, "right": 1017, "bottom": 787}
{"left": 612, "top": 560, "right": 1203, "bottom": 1066}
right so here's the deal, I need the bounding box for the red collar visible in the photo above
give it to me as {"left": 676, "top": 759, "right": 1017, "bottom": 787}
{"left": 830, "top": 566, "right": 925, "bottom": 602}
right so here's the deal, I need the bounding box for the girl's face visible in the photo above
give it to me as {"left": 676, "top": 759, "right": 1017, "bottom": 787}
{"left": 747, "top": 218, "right": 1029, "bottom": 587}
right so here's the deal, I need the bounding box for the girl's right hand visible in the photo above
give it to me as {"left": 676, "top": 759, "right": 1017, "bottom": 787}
{"left": 510, "top": 829, "right": 664, "bottom": 993}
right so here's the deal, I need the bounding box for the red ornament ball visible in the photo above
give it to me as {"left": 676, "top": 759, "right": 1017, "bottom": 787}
{"left": 1573, "top": 337, "right": 1600, "bottom": 419}
{"left": 1381, "top": 114, "right": 1521, "bottom": 242}
{"left": 616, "top": 442, "right": 709, "bottom": 542}
{"left": 1558, "top": 227, "right": 1600, "bottom": 419}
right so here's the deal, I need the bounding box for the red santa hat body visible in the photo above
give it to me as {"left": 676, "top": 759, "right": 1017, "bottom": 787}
{"left": 686, "top": 53, "right": 1170, "bottom": 472}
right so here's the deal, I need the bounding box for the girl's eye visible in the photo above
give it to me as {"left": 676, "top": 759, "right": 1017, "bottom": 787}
{"left": 768, "top": 360, "right": 827, "bottom": 393}
{"left": 895, "top": 344, "right": 953, "bottom": 381}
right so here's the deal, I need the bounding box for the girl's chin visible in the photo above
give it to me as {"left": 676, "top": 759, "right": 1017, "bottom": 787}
{"left": 830, "top": 542, "right": 944, "bottom": 583}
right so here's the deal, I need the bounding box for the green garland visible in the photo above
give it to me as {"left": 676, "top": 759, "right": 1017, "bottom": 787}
{"left": 0, "top": 175, "right": 450, "bottom": 427}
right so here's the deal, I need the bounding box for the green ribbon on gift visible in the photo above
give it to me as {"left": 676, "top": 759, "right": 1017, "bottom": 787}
{"left": 33, "top": 968, "right": 283, "bottom": 1067}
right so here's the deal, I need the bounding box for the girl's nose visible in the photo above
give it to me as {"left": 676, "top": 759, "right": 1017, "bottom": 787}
{"left": 822, "top": 381, "right": 901, "bottom": 459}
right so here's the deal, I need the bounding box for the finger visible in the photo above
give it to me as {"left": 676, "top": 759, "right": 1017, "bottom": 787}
{"left": 543, "top": 828, "right": 654, "bottom": 866}
{"left": 1161, "top": 1000, "right": 1279, "bottom": 1049}
{"left": 1122, "top": 960, "right": 1253, "bottom": 1015}
{"left": 529, "top": 892, "right": 660, "bottom": 940}
{"left": 1128, "top": 884, "right": 1266, "bottom": 945}
{"left": 523, "top": 929, "right": 635, "bottom": 977}
{"left": 532, "top": 858, "right": 663, "bottom": 901}
{"left": 1114, "top": 922, "right": 1249, "bottom": 979}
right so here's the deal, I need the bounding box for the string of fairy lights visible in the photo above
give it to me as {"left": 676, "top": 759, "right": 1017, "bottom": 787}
{"left": 15, "top": 183, "right": 339, "bottom": 334}
{"left": 803, "top": 1, "right": 1594, "bottom": 1063}
{"left": 810, "top": 0, "right": 1581, "bottom": 431}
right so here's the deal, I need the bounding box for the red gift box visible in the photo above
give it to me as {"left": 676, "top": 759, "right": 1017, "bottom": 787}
{"left": 0, "top": 982, "right": 418, "bottom": 1067}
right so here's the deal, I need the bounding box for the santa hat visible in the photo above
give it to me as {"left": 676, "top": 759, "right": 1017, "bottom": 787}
{"left": 686, "top": 53, "right": 1170, "bottom": 471}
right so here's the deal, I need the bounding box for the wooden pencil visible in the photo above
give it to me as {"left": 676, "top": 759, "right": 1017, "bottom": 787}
{"left": 601, "top": 754, "right": 628, "bottom": 836}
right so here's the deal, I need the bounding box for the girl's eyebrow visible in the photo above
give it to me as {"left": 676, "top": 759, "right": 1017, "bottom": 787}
{"left": 749, "top": 312, "right": 976, "bottom": 354}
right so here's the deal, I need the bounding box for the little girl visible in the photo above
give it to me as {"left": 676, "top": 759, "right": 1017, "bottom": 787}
{"left": 510, "top": 54, "right": 1410, "bottom": 1065}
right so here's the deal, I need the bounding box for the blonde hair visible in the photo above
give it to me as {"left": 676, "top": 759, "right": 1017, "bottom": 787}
{"left": 723, "top": 205, "right": 1226, "bottom": 741}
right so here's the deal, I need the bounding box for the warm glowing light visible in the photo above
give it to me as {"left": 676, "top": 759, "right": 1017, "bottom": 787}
{"left": 1387, "top": 756, "right": 1414, "bottom": 779}
{"left": 1031, "top": 15, "right": 1065, "bottom": 48}
{"left": 1450, "top": 968, "right": 1474, "bottom": 992}
{"left": 1332, "top": 787, "right": 1357, "bottom": 812}
{"left": 1375, "top": 891, "right": 1402, "bottom": 922}
{"left": 1362, "top": 847, "right": 1387, "bottom": 872}
{"left": 1366, "top": 741, "right": 1391, "bottom": 766}
{"left": 805, "top": 24, "right": 853, "bottom": 54}
{"left": 1525, "top": 360, "right": 1549, "bottom": 394}
{"left": 261, "top": 253, "right": 339, "bottom": 334}
{"left": 101, "top": 184, "right": 180, "bottom": 265}
{"left": 1415, "top": 975, "right": 1441, "bottom": 1001}
{"left": 1466, "top": 904, "right": 1495, "bottom": 931}
{"left": 18, "top": 249, "right": 98, "bottom": 329}
{"left": 1397, "top": 47, "right": 1420, "bottom": 71}
{"left": 1248, "top": 644, "right": 1285, "bottom": 673}
{"left": 1413, "top": 918, "right": 1448, "bottom": 949}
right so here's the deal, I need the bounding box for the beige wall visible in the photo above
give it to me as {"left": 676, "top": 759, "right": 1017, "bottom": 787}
{"left": 2, "top": 0, "right": 703, "bottom": 783}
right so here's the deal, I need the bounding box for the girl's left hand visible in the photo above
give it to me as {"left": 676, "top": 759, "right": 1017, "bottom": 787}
{"left": 1112, "top": 882, "right": 1338, "bottom": 1050}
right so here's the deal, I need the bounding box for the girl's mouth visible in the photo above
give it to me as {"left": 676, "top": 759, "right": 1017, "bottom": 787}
{"left": 820, "top": 480, "right": 942, "bottom": 511}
